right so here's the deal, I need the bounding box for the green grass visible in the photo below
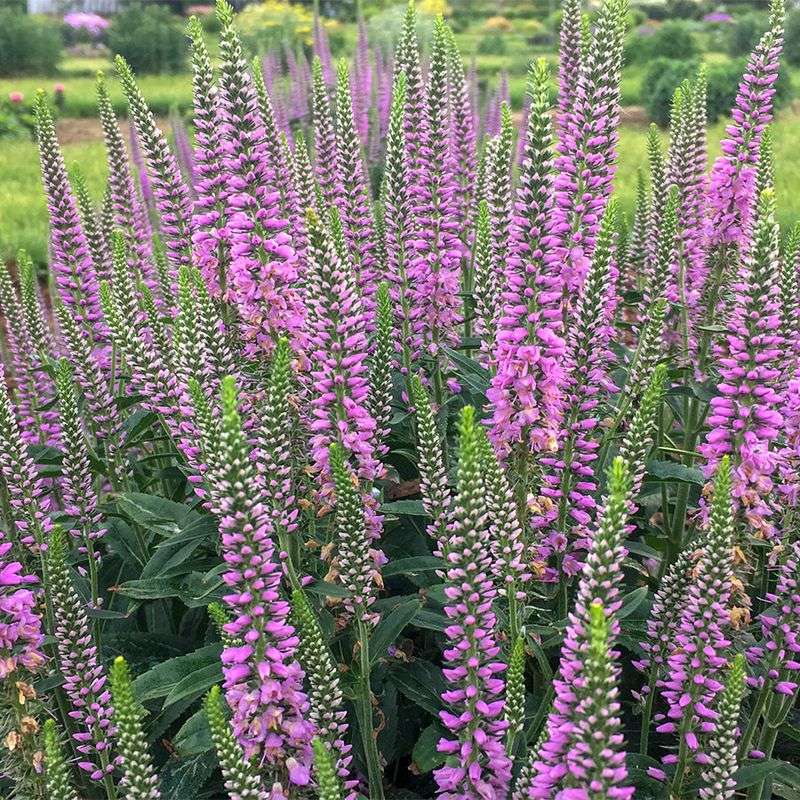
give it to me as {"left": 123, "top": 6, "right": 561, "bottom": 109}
{"left": 0, "top": 71, "right": 194, "bottom": 118}
{"left": 614, "top": 108, "right": 800, "bottom": 229}
{"left": 0, "top": 138, "right": 107, "bottom": 264}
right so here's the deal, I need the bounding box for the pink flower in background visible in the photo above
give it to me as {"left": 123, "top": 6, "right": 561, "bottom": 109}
{"left": 703, "top": 11, "right": 734, "bottom": 24}
{"left": 63, "top": 12, "right": 109, "bottom": 38}
{"left": 9, "top": 91, "right": 23, "bottom": 105}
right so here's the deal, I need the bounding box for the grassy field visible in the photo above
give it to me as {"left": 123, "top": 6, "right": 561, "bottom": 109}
{"left": 4, "top": 20, "right": 800, "bottom": 266}
{"left": 5, "top": 107, "right": 800, "bottom": 266}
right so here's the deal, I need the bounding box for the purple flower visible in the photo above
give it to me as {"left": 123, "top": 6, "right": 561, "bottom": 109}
{"left": 215, "top": 1, "right": 306, "bottom": 357}
{"left": 746, "top": 540, "right": 800, "bottom": 698}
{"left": 706, "top": 4, "right": 783, "bottom": 247}
{"left": 63, "top": 12, "right": 109, "bottom": 37}
{"left": 304, "top": 210, "right": 379, "bottom": 490}
{"left": 525, "top": 458, "right": 634, "bottom": 799}
{"left": 487, "top": 59, "right": 565, "bottom": 458}
{"left": 698, "top": 191, "right": 784, "bottom": 539}
{"left": 0, "top": 535, "right": 45, "bottom": 680}
{"left": 115, "top": 56, "right": 194, "bottom": 280}
{"left": 703, "top": 11, "right": 734, "bottom": 24}
{"left": 191, "top": 376, "right": 314, "bottom": 785}
{"left": 657, "top": 458, "right": 734, "bottom": 789}
{"left": 45, "top": 529, "right": 118, "bottom": 782}
{"left": 408, "top": 18, "right": 463, "bottom": 364}
{"left": 34, "top": 93, "right": 105, "bottom": 352}
{"left": 435, "top": 407, "right": 512, "bottom": 800}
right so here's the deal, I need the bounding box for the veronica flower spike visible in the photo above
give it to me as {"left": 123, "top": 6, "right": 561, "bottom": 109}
{"left": 44, "top": 528, "right": 118, "bottom": 789}
{"left": 189, "top": 375, "right": 314, "bottom": 787}
{"left": 109, "top": 657, "right": 162, "bottom": 800}
{"left": 435, "top": 406, "right": 512, "bottom": 800}
{"left": 699, "top": 653, "right": 746, "bottom": 800}
{"left": 214, "top": 0, "right": 305, "bottom": 357}
{"left": 34, "top": 92, "right": 104, "bottom": 349}
{"left": 43, "top": 720, "right": 79, "bottom": 800}
{"left": 660, "top": 457, "right": 734, "bottom": 795}
{"left": 526, "top": 457, "right": 634, "bottom": 800}
{"left": 115, "top": 55, "right": 194, "bottom": 275}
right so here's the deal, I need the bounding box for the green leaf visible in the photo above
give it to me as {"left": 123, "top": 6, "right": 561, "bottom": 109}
{"left": 370, "top": 598, "right": 422, "bottom": 665}
{"left": 163, "top": 660, "right": 222, "bottom": 708}
{"left": 382, "top": 556, "right": 444, "bottom": 577}
{"left": 389, "top": 660, "right": 445, "bottom": 716}
{"left": 736, "top": 759, "right": 788, "bottom": 789}
{"left": 116, "top": 492, "right": 197, "bottom": 536}
{"left": 618, "top": 586, "right": 650, "bottom": 619}
{"left": 645, "top": 460, "right": 704, "bottom": 485}
{"left": 140, "top": 516, "right": 217, "bottom": 579}
{"left": 160, "top": 753, "right": 215, "bottom": 799}
{"left": 412, "top": 722, "right": 447, "bottom": 772}
{"left": 379, "top": 500, "right": 428, "bottom": 517}
{"left": 412, "top": 609, "right": 448, "bottom": 632}
{"left": 172, "top": 710, "right": 213, "bottom": 756}
{"left": 116, "top": 577, "right": 178, "bottom": 600}
{"left": 132, "top": 644, "right": 223, "bottom": 704}
{"left": 304, "top": 581, "right": 352, "bottom": 599}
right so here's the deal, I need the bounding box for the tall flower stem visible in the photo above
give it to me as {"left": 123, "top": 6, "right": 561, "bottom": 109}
{"left": 357, "top": 618, "right": 384, "bottom": 800}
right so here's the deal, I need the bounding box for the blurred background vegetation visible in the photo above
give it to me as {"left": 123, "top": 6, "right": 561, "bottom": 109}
{"left": 2, "top": 0, "right": 800, "bottom": 264}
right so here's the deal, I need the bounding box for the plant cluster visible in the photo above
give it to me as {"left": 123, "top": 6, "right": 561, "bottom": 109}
{"left": 1, "top": 0, "right": 800, "bottom": 799}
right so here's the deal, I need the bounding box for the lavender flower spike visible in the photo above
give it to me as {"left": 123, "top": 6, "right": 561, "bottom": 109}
{"left": 109, "top": 657, "right": 162, "bottom": 800}
{"left": 291, "top": 589, "right": 355, "bottom": 795}
{"left": 527, "top": 457, "right": 634, "bottom": 799}
{"left": 699, "top": 653, "right": 746, "bottom": 800}
{"left": 204, "top": 685, "right": 267, "bottom": 800}
{"left": 698, "top": 190, "right": 784, "bottom": 540}
{"left": 33, "top": 92, "right": 104, "bottom": 349}
{"left": 659, "top": 457, "right": 734, "bottom": 795}
{"left": 45, "top": 528, "right": 117, "bottom": 785}
{"left": 187, "top": 16, "right": 229, "bottom": 299}
{"left": 189, "top": 376, "right": 314, "bottom": 783}
{"left": 305, "top": 209, "right": 379, "bottom": 489}
{"left": 487, "top": 58, "right": 564, "bottom": 458}
{"left": 435, "top": 406, "right": 512, "bottom": 800}
{"left": 706, "top": 0, "right": 784, "bottom": 247}
{"left": 215, "top": 0, "right": 306, "bottom": 357}
{"left": 334, "top": 58, "right": 377, "bottom": 308}
{"left": 0, "top": 362, "right": 54, "bottom": 550}
{"left": 97, "top": 72, "right": 154, "bottom": 290}
{"left": 115, "top": 55, "right": 194, "bottom": 276}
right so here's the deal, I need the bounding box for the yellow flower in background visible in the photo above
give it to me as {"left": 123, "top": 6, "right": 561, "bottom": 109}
{"left": 237, "top": 0, "right": 314, "bottom": 48}
{"left": 418, "top": 0, "right": 452, "bottom": 17}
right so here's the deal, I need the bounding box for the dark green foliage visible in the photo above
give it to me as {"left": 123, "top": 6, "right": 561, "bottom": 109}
{"left": 109, "top": 4, "right": 187, "bottom": 75}
{"left": 0, "top": 9, "right": 61, "bottom": 77}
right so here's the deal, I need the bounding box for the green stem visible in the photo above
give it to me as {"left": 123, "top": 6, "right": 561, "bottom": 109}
{"left": 639, "top": 667, "right": 659, "bottom": 755}
{"left": 746, "top": 725, "right": 779, "bottom": 800}
{"left": 737, "top": 686, "right": 769, "bottom": 761}
{"left": 357, "top": 618, "right": 384, "bottom": 800}
{"left": 670, "top": 706, "right": 695, "bottom": 797}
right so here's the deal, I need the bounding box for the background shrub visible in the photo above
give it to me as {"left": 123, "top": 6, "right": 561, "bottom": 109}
{"left": 726, "top": 11, "right": 768, "bottom": 57}
{"left": 0, "top": 10, "right": 62, "bottom": 77}
{"left": 642, "top": 56, "right": 794, "bottom": 126}
{"left": 641, "top": 57, "right": 698, "bottom": 125}
{"left": 784, "top": 9, "right": 800, "bottom": 65}
{"left": 626, "top": 20, "right": 699, "bottom": 64}
{"left": 647, "top": 20, "right": 700, "bottom": 60}
{"left": 108, "top": 5, "right": 187, "bottom": 74}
